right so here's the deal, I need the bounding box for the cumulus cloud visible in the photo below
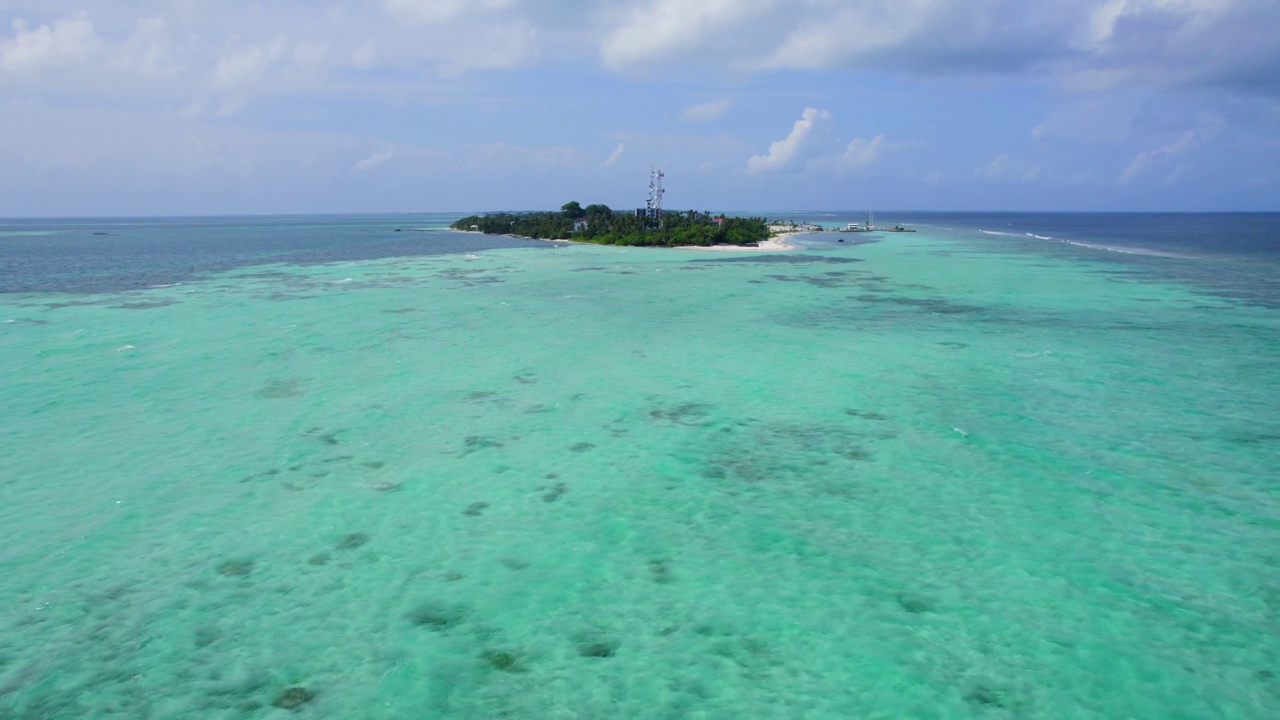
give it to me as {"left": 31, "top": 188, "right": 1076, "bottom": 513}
{"left": 747, "top": 107, "right": 833, "bottom": 173}
{"left": 682, "top": 98, "right": 733, "bottom": 122}
{"left": 601, "top": 0, "right": 774, "bottom": 73}
{"left": 353, "top": 149, "right": 395, "bottom": 173}
{"left": 840, "top": 134, "right": 889, "bottom": 169}
{"left": 604, "top": 142, "right": 626, "bottom": 167}
{"left": 598, "top": 0, "right": 1280, "bottom": 96}
{"left": 6, "top": 2, "right": 1279, "bottom": 99}
{"left": 0, "top": 12, "right": 187, "bottom": 81}
{"left": 0, "top": 13, "right": 97, "bottom": 74}
{"left": 975, "top": 154, "right": 1042, "bottom": 182}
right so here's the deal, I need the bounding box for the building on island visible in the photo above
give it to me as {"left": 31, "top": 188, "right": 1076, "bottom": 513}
{"left": 572, "top": 218, "right": 589, "bottom": 232}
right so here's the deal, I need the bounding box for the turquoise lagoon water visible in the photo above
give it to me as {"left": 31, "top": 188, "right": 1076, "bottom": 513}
{"left": 1, "top": 215, "right": 1279, "bottom": 718}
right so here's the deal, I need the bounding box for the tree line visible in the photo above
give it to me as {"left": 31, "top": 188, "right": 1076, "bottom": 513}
{"left": 451, "top": 202, "right": 770, "bottom": 247}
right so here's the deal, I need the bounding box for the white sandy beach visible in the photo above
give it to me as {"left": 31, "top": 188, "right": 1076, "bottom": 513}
{"left": 673, "top": 234, "right": 801, "bottom": 251}
{"left": 452, "top": 227, "right": 806, "bottom": 251}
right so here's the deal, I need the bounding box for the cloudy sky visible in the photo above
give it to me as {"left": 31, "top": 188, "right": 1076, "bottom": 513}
{"left": 1, "top": 0, "right": 1278, "bottom": 216}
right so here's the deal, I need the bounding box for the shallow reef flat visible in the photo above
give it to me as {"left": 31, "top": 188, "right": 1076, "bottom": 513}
{"left": 1, "top": 224, "right": 1279, "bottom": 718}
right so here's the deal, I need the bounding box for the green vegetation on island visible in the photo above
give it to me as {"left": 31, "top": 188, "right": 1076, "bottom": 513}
{"left": 451, "top": 202, "right": 770, "bottom": 247}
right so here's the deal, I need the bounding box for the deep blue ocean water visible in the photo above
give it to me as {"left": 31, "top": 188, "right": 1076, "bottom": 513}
{"left": 0, "top": 214, "right": 553, "bottom": 294}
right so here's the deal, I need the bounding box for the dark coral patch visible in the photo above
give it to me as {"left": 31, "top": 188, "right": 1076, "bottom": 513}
{"left": 896, "top": 592, "right": 936, "bottom": 614}
{"left": 964, "top": 685, "right": 1006, "bottom": 708}
{"left": 256, "top": 380, "right": 305, "bottom": 399}
{"left": 407, "top": 604, "right": 466, "bottom": 631}
{"left": 335, "top": 533, "right": 369, "bottom": 550}
{"left": 649, "top": 559, "right": 673, "bottom": 584}
{"left": 113, "top": 298, "right": 179, "bottom": 310}
{"left": 842, "top": 447, "right": 873, "bottom": 462}
{"left": 650, "top": 403, "right": 713, "bottom": 426}
{"left": 272, "top": 687, "right": 314, "bottom": 710}
{"left": 541, "top": 483, "right": 567, "bottom": 502}
{"left": 463, "top": 436, "right": 504, "bottom": 453}
{"left": 216, "top": 560, "right": 254, "bottom": 577}
{"left": 577, "top": 642, "right": 616, "bottom": 658}
{"left": 844, "top": 409, "right": 888, "bottom": 421}
{"left": 464, "top": 501, "right": 489, "bottom": 517}
{"left": 482, "top": 651, "right": 523, "bottom": 672}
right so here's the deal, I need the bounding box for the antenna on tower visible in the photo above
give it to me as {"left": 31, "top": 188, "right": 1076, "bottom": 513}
{"left": 646, "top": 167, "right": 665, "bottom": 229}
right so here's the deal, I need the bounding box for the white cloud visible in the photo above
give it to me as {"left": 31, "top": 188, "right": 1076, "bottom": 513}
{"left": 113, "top": 17, "right": 181, "bottom": 79}
{"left": 383, "top": 0, "right": 516, "bottom": 25}
{"left": 681, "top": 98, "right": 733, "bottom": 122}
{"left": 213, "top": 36, "right": 289, "bottom": 89}
{"left": 384, "top": 0, "right": 470, "bottom": 24}
{"left": 604, "top": 142, "right": 626, "bottom": 167}
{"left": 975, "top": 154, "right": 1042, "bottom": 182}
{"left": 353, "top": 149, "right": 395, "bottom": 173}
{"left": 598, "top": 0, "right": 1280, "bottom": 96}
{"left": 601, "top": 0, "right": 775, "bottom": 73}
{"left": 840, "top": 134, "right": 889, "bottom": 169}
{"left": 1163, "top": 163, "right": 1191, "bottom": 185}
{"left": 0, "top": 12, "right": 97, "bottom": 74}
{"left": 436, "top": 22, "right": 538, "bottom": 75}
{"left": 746, "top": 107, "right": 832, "bottom": 173}
{"left": 1116, "top": 130, "right": 1197, "bottom": 184}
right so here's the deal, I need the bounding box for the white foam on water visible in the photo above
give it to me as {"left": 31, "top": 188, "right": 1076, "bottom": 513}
{"left": 1062, "top": 240, "right": 1187, "bottom": 258}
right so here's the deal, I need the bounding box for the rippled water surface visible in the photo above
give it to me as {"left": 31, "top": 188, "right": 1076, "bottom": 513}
{"left": 2, "top": 214, "right": 1278, "bottom": 718}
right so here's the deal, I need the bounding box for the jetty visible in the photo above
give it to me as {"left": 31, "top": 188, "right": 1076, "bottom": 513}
{"left": 840, "top": 213, "right": 915, "bottom": 233}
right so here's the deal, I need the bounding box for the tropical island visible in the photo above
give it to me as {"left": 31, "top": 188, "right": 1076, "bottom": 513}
{"left": 451, "top": 202, "right": 771, "bottom": 247}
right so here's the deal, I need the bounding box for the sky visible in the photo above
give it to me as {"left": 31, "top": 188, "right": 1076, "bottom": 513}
{"left": 1, "top": 0, "right": 1278, "bottom": 216}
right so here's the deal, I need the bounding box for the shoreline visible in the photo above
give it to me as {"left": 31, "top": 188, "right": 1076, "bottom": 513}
{"left": 449, "top": 227, "right": 804, "bottom": 252}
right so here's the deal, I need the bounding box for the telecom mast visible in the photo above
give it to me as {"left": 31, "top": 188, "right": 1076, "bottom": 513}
{"left": 646, "top": 167, "right": 665, "bottom": 228}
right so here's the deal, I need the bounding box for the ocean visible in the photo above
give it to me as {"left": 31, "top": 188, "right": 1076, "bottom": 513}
{"left": 2, "top": 212, "right": 1278, "bottom": 718}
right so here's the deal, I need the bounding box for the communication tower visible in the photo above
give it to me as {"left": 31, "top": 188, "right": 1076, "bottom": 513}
{"left": 646, "top": 167, "right": 665, "bottom": 228}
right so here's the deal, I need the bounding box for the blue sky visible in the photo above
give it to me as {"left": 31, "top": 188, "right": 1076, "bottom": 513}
{"left": 1, "top": 0, "right": 1277, "bottom": 216}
